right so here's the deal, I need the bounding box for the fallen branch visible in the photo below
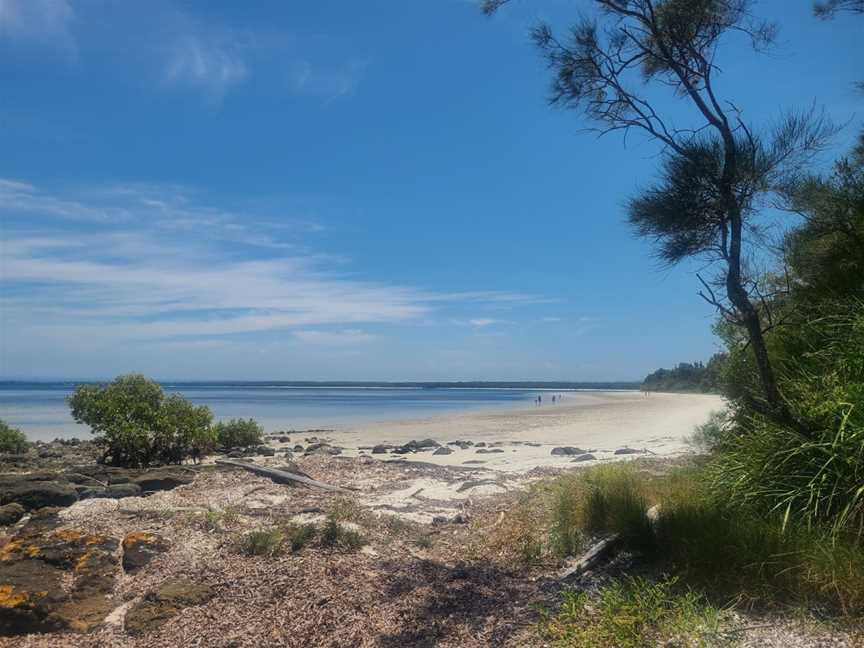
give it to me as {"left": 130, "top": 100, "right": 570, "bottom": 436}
{"left": 215, "top": 459, "right": 356, "bottom": 493}
{"left": 557, "top": 534, "right": 622, "bottom": 580}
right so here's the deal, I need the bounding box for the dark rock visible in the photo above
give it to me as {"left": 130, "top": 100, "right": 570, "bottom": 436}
{"left": 107, "top": 483, "right": 141, "bottom": 498}
{"left": 371, "top": 445, "right": 391, "bottom": 454}
{"left": 474, "top": 442, "right": 487, "bottom": 448}
{"left": 431, "top": 516, "right": 448, "bottom": 526}
{"left": 0, "top": 517, "right": 119, "bottom": 635}
{"left": 452, "top": 513, "right": 469, "bottom": 524}
{"left": 293, "top": 445, "right": 304, "bottom": 453}
{"left": 256, "top": 445, "right": 276, "bottom": 457}
{"left": 0, "top": 481, "right": 78, "bottom": 511}
{"left": 133, "top": 468, "right": 194, "bottom": 493}
{"left": 614, "top": 448, "right": 643, "bottom": 455}
{"left": 305, "top": 444, "right": 341, "bottom": 456}
{"left": 447, "top": 440, "right": 473, "bottom": 449}
{"left": 571, "top": 454, "right": 597, "bottom": 462}
{"left": 227, "top": 449, "right": 244, "bottom": 458}
{"left": 551, "top": 446, "right": 587, "bottom": 456}
{"left": 37, "top": 449, "right": 63, "bottom": 459}
{"left": 125, "top": 579, "right": 215, "bottom": 635}
{"left": 463, "top": 460, "right": 486, "bottom": 465}
{"left": 122, "top": 532, "right": 169, "bottom": 574}
{"left": 403, "top": 439, "right": 440, "bottom": 451}
{"left": 475, "top": 448, "right": 504, "bottom": 454}
{"left": 432, "top": 447, "right": 453, "bottom": 456}
{"left": 0, "top": 503, "right": 25, "bottom": 526}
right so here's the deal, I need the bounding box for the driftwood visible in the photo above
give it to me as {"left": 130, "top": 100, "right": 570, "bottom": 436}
{"left": 557, "top": 534, "right": 622, "bottom": 580}
{"left": 215, "top": 459, "right": 355, "bottom": 494}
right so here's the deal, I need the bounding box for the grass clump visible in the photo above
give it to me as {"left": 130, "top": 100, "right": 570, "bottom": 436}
{"left": 547, "top": 463, "right": 864, "bottom": 617}
{"left": 320, "top": 515, "right": 365, "bottom": 551}
{"left": 284, "top": 522, "right": 318, "bottom": 551}
{"left": 0, "top": 420, "right": 28, "bottom": 454}
{"left": 540, "top": 576, "right": 724, "bottom": 648}
{"left": 236, "top": 526, "right": 285, "bottom": 557}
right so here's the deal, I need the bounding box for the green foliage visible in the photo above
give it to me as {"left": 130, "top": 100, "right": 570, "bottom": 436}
{"left": 284, "top": 523, "right": 317, "bottom": 552}
{"left": 320, "top": 515, "right": 365, "bottom": 551}
{"left": 540, "top": 576, "right": 723, "bottom": 648}
{"left": 0, "top": 420, "right": 28, "bottom": 454}
{"left": 548, "top": 464, "right": 864, "bottom": 616}
{"left": 214, "top": 418, "right": 264, "bottom": 449}
{"left": 67, "top": 374, "right": 215, "bottom": 467}
{"left": 236, "top": 527, "right": 285, "bottom": 557}
{"left": 642, "top": 354, "right": 726, "bottom": 393}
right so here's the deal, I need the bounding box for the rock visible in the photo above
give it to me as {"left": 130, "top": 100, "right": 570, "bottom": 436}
{"left": 571, "top": 454, "right": 597, "bottom": 462}
{"left": 305, "top": 444, "right": 341, "bottom": 456}
{"left": 551, "top": 446, "right": 587, "bottom": 456}
{"left": 0, "top": 515, "right": 119, "bottom": 635}
{"left": 122, "top": 532, "right": 169, "bottom": 574}
{"left": 457, "top": 479, "right": 498, "bottom": 493}
{"left": 614, "top": 448, "right": 643, "bottom": 455}
{"left": 125, "top": 579, "right": 214, "bottom": 635}
{"left": 80, "top": 483, "right": 142, "bottom": 500}
{"left": 463, "top": 460, "right": 486, "bottom": 464}
{"left": 475, "top": 448, "right": 504, "bottom": 454}
{"left": 227, "top": 449, "right": 244, "bottom": 458}
{"left": 474, "top": 442, "right": 487, "bottom": 448}
{"left": 133, "top": 468, "right": 194, "bottom": 493}
{"left": 432, "top": 447, "right": 453, "bottom": 455}
{"left": 0, "top": 481, "right": 78, "bottom": 511}
{"left": 256, "top": 445, "right": 276, "bottom": 457}
{"left": 403, "top": 439, "right": 440, "bottom": 450}
{"left": 431, "top": 516, "right": 448, "bottom": 526}
{"left": 371, "top": 445, "right": 391, "bottom": 454}
{"left": 293, "top": 445, "right": 304, "bottom": 453}
{"left": 0, "top": 503, "right": 25, "bottom": 526}
{"left": 447, "top": 440, "right": 473, "bottom": 449}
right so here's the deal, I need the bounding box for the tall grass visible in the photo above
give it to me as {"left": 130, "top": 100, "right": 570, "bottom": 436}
{"left": 549, "top": 464, "right": 864, "bottom": 617}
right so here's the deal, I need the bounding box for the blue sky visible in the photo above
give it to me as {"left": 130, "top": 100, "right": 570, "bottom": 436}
{"left": 0, "top": 0, "right": 860, "bottom": 381}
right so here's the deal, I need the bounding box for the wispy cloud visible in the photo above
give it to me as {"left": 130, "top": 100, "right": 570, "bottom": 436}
{"left": 0, "top": 179, "right": 544, "bottom": 358}
{"left": 0, "top": 2, "right": 369, "bottom": 106}
{"left": 0, "top": 0, "right": 77, "bottom": 59}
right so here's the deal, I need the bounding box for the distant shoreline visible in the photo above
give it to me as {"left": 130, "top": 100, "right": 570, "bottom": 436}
{"left": 0, "top": 380, "right": 642, "bottom": 390}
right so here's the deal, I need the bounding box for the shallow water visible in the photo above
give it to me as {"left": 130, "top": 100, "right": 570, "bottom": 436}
{"left": 0, "top": 382, "right": 581, "bottom": 441}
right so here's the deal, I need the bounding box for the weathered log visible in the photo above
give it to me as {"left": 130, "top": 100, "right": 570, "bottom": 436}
{"left": 557, "top": 533, "right": 622, "bottom": 580}
{"left": 215, "top": 459, "right": 355, "bottom": 493}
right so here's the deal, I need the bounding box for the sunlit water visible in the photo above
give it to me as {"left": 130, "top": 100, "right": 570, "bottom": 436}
{"left": 0, "top": 382, "right": 582, "bottom": 442}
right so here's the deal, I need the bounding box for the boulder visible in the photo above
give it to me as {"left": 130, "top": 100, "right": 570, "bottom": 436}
{"left": 571, "top": 454, "right": 597, "bottom": 462}
{"left": 551, "top": 446, "right": 587, "bottom": 456}
{"left": 125, "top": 579, "right": 214, "bottom": 635}
{"left": 255, "top": 445, "right": 276, "bottom": 457}
{"left": 0, "top": 481, "right": 78, "bottom": 511}
{"left": 614, "top": 448, "right": 643, "bottom": 455}
{"left": 122, "top": 532, "right": 169, "bottom": 574}
{"left": 371, "top": 445, "right": 390, "bottom": 455}
{"left": 475, "top": 448, "right": 504, "bottom": 454}
{"left": 133, "top": 468, "right": 194, "bottom": 493}
{"left": 474, "top": 442, "right": 487, "bottom": 448}
{"left": 0, "top": 503, "right": 25, "bottom": 526}
{"left": 432, "top": 447, "right": 453, "bottom": 456}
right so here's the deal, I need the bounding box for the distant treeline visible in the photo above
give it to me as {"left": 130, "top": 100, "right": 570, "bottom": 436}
{"left": 0, "top": 380, "right": 642, "bottom": 391}
{"left": 641, "top": 354, "right": 726, "bottom": 394}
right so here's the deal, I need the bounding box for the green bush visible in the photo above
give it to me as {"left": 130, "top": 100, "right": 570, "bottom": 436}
{"left": 67, "top": 374, "right": 215, "bottom": 467}
{"left": 0, "top": 420, "right": 28, "bottom": 454}
{"left": 214, "top": 418, "right": 264, "bottom": 448}
{"left": 320, "top": 515, "right": 365, "bottom": 550}
{"left": 236, "top": 527, "right": 285, "bottom": 557}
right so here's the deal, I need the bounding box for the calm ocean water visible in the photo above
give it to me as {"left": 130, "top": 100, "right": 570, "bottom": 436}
{"left": 0, "top": 382, "right": 577, "bottom": 441}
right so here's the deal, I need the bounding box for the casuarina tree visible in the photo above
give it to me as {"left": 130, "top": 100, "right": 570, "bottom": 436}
{"left": 483, "top": 0, "right": 835, "bottom": 426}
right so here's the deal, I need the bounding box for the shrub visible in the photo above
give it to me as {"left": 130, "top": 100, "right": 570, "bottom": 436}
{"left": 67, "top": 374, "right": 215, "bottom": 467}
{"left": 236, "top": 527, "right": 285, "bottom": 556}
{"left": 284, "top": 523, "right": 317, "bottom": 552}
{"left": 320, "top": 515, "right": 365, "bottom": 550}
{"left": 0, "top": 420, "right": 28, "bottom": 454}
{"left": 214, "top": 418, "right": 264, "bottom": 448}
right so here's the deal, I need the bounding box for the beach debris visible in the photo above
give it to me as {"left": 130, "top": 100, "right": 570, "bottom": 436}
{"left": 557, "top": 534, "right": 622, "bottom": 580}
{"left": 215, "top": 458, "right": 355, "bottom": 493}
{"left": 124, "top": 578, "right": 215, "bottom": 635}
{"left": 550, "top": 446, "right": 587, "bottom": 456}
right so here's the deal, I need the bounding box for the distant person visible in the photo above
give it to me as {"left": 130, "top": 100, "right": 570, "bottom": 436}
{"left": 552, "top": 395, "right": 556, "bottom": 404}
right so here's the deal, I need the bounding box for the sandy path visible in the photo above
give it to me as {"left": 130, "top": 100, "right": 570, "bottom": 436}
{"left": 322, "top": 391, "right": 724, "bottom": 473}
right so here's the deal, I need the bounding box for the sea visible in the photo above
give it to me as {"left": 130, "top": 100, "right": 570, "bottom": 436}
{"left": 0, "top": 381, "right": 635, "bottom": 442}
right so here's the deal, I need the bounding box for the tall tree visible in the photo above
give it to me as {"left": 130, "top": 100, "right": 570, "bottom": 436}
{"left": 484, "top": 0, "right": 834, "bottom": 425}
{"left": 814, "top": 0, "right": 864, "bottom": 18}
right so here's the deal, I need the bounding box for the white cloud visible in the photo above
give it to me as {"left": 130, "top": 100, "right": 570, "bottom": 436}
{"left": 0, "top": 0, "right": 76, "bottom": 57}
{"left": 293, "top": 329, "right": 374, "bottom": 346}
{"left": 287, "top": 57, "right": 370, "bottom": 103}
{"left": 161, "top": 29, "right": 251, "bottom": 104}
{"left": 468, "top": 318, "right": 498, "bottom": 327}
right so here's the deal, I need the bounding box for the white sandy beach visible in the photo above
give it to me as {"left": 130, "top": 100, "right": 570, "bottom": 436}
{"left": 326, "top": 391, "right": 724, "bottom": 473}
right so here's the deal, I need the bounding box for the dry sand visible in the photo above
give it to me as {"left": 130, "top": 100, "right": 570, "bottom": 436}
{"left": 328, "top": 391, "right": 724, "bottom": 472}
